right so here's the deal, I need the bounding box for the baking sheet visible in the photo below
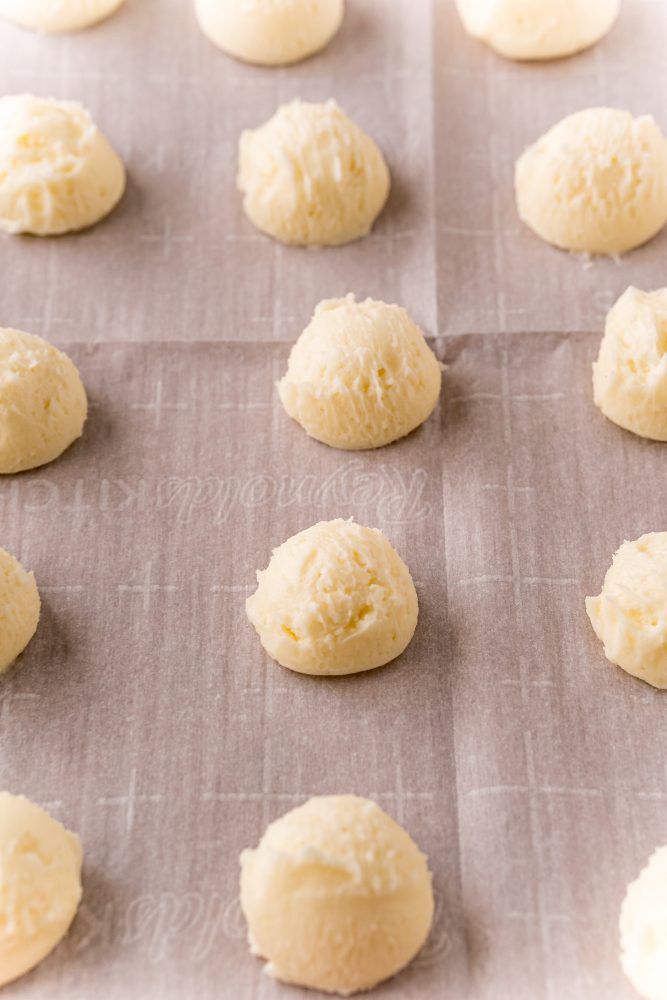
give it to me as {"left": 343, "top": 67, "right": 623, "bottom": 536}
{"left": 0, "top": 2, "right": 666, "bottom": 998}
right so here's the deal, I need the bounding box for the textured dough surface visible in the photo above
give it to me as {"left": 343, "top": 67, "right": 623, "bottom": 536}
{"left": 0, "top": 0, "right": 125, "bottom": 31}
{"left": 246, "top": 519, "right": 418, "bottom": 676}
{"left": 620, "top": 844, "right": 667, "bottom": 1000}
{"left": 0, "top": 793, "right": 82, "bottom": 987}
{"left": 0, "top": 94, "right": 125, "bottom": 235}
{"left": 456, "top": 0, "right": 619, "bottom": 60}
{"left": 278, "top": 295, "right": 442, "bottom": 450}
{"left": 0, "top": 548, "right": 40, "bottom": 673}
{"left": 237, "top": 99, "right": 390, "bottom": 246}
{"left": 240, "top": 795, "right": 434, "bottom": 995}
{"left": 0, "top": 327, "right": 87, "bottom": 474}
{"left": 586, "top": 533, "right": 667, "bottom": 689}
{"left": 593, "top": 287, "right": 667, "bottom": 440}
{"left": 515, "top": 108, "right": 667, "bottom": 255}
{"left": 194, "top": 0, "right": 344, "bottom": 65}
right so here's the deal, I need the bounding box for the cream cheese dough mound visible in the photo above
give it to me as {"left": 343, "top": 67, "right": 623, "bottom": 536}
{"left": 246, "top": 519, "right": 418, "bottom": 676}
{"left": 237, "top": 100, "right": 390, "bottom": 246}
{"left": 278, "top": 295, "right": 442, "bottom": 450}
{"left": 586, "top": 533, "right": 667, "bottom": 689}
{"left": 0, "top": 0, "right": 125, "bottom": 32}
{"left": 620, "top": 845, "right": 667, "bottom": 1000}
{"left": 515, "top": 108, "right": 667, "bottom": 256}
{"left": 0, "top": 793, "right": 82, "bottom": 987}
{"left": 194, "top": 0, "right": 344, "bottom": 66}
{"left": 0, "top": 328, "right": 87, "bottom": 474}
{"left": 240, "top": 795, "right": 434, "bottom": 995}
{"left": 0, "top": 548, "right": 40, "bottom": 674}
{"left": 0, "top": 94, "right": 125, "bottom": 236}
{"left": 456, "top": 0, "right": 620, "bottom": 61}
{"left": 593, "top": 287, "right": 667, "bottom": 440}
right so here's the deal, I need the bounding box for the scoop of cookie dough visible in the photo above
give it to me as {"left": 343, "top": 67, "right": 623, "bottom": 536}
{"left": 0, "top": 328, "right": 87, "bottom": 474}
{"left": 0, "top": 94, "right": 125, "bottom": 235}
{"left": 240, "top": 795, "right": 434, "bottom": 995}
{"left": 0, "top": 0, "right": 125, "bottom": 32}
{"left": 620, "top": 844, "right": 667, "bottom": 1000}
{"left": 456, "top": 0, "right": 620, "bottom": 60}
{"left": 194, "top": 0, "right": 344, "bottom": 65}
{"left": 237, "top": 99, "right": 390, "bottom": 246}
{"left": 0, "top": 547, "right": 40, "bottom": 673}
{"left": 246, "top": 519, "right": 418, "bottom": 676}
{"left": 593, "top": 287, "right": 667, "bottom": 440}
{"left": 0, "top": 793, "right": 82, "bottom": 988}
{"left": 515, "top": 108, "right": 667, "bottom": 255}
{"left": 586, "top": 532, "right": 667, "bottom": 688}
{"left": 278, "top": 295, "right": 441, "bottom": 450}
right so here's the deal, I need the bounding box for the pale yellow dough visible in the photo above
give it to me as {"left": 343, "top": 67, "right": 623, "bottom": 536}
{"left": 593, "top": 287, "right": 667, "bottom": 440}
{"left": 237, "top": 99, "right": 390, "bottom": 246}
{"left": 620, "top": 844, "right": 667, "bottom": 1000}
{"left": 515, "top": 108, "right": 667, "bottom": 256}
{"left": 0, "top": 793, "right": 82, "bottom": 987}
{"left": 0, "top": 0, "right": 125, "bottom": 32}
{"left": 246, "top": 519, "right": 418, "bottom": 676}
{"left": 586, "top": 533, "right": 667, "bottom": 689}
{"left": 0, "top": 547, "right": 40, "bottom": 673}
{"left": 278, "top": 295, "right": 442, "bottom": 450}
{"left": 194, "top": 0, "right": 344, "bottom": 66}
{"left": 0, "top": 328, "right": 87, "bottom": 473}
{"left": 0, "top": 94, "right": 125, "bottom": 236}
{"left": 240, "top": 795, "right": 434, "bottom": 995}
{"left": 456, "top": 0, "right": 620, "bottom": 60}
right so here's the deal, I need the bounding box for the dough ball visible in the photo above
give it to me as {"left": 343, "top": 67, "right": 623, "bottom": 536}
{"left": 278, "top": 295, "right": 442, "bottom": 450}
{"left": 586, "top": 533, "right": 667, "bottom": 689}
{"left": 456, "top": 0, "right": 619, "bottom": 60}
{"left": 620, "top": 844, "right": 667, "bottom": 1000}
{"left": 0, "top": 547, "right": 40, "bottom": 673}
{"left": 237, "top": 99, "right": 390, "bottom": 246}
{"left": 246, "top": 518, "right": 418, "bottom": 676}
{"left": 0, "top": 328, "right": 87, "bottom": 474}
{"left": 0, "top": 0, "right": 125, "bottom": 32}
{"left": 194, "top": 0, "right": 344, "bottom": 66}
{"left": 515, "top": 108, "right": 667, "bottom": 256}
{"left": 0, "top": 793, "right": 82, "bottom": 987}
{"left": 0, "top": 94, "right": 125, "bottom": 236}
{"left": 240, "top": 795, "right": 434, "bottom": 995}
{"left": 593, "top": 287, "right": 667, "bottom": 440}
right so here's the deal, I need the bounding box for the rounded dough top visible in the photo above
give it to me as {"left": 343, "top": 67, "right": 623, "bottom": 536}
{"left": 0, "top": 327, "right": 87, "bottom": 474}
{"left": 246, "top": 518, "right": 418, "bottom": 676}
{"left": 277, "top": 295, "right": 442, "bottom": 450}
{"left": 586, "top": 532, "right": 667, "bottom": 689}
{"left": 240, "top": 795, "right": 434, "bottom": 995}
{"left": 515, "top": 108, "right": 667, "bottom": 256}
{"left": 237, "top": 99, "right": 390, "bottom": 246}
{"left": 456, "top": 0, "right": 620, "bottom": 60}
{"left": 593, "top": 287, "right": 667, "bottom": 441}
{"left": 0, "top": 0, "right": 125, "bottom": 32}
{"left": 0, "top": 792, "right": 82, "bottom": 988}
{"left": 620, "top": 844, "right": 667, "bottom": 1000}
{"left": 0, "top": 547, "right": 40, "bottom": 674}
{"left": 0, "top": 93, "right": 126, "bottom": 235}
{"left": 194, "top": 0, "right": 344, "bottom": 66}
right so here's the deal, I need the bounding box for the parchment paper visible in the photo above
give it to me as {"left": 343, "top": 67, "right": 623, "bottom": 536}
{"left": 0, "top": 2, "right": 666, "bottom": 998}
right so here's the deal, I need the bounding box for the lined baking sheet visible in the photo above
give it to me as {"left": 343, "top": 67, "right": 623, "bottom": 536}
{"left": 1, "top": 1, "right": 666, "bottom": 998}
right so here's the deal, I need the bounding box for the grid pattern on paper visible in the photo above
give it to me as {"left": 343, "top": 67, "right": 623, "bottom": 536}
{"left": 0, "top": 337, "right": 663, "bottom": 999}
{"left": 0, "top": 0, "right": 666, "bottom": 998}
